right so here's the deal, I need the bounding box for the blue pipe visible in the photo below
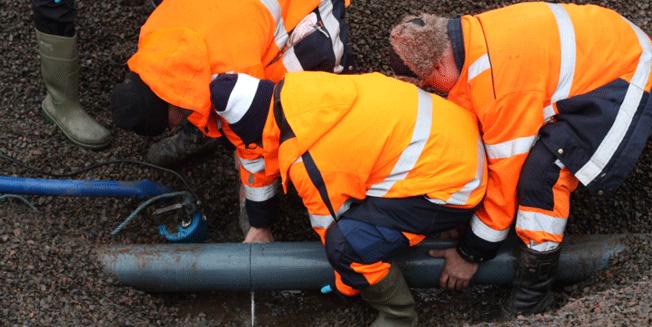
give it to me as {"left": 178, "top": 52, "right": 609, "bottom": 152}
{"left": 0, "top": 176, "right": 171, "bottom": 198}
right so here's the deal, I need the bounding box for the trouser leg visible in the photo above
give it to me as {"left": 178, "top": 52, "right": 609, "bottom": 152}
{"left": 505, "top": 141, "right": 579, "bottom": 316}
{"left": 324, "top": 219, "right": 419, "bottom": 326}
{"left": 32, "top": 0, "right": 76, "bottom": 36}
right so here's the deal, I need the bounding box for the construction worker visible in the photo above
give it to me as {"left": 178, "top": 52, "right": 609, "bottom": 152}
{"left": 111, "top": 0, "right": 351, "bottom": 242}
{"left": 209, "top": 71, "right": 487, "bottom": 326}
{"left": 389, "top": 2, "right": 652, "bottom": 315}
{"left": 32, "top": 0, "right": 112, "bottom": 149}
{"left": 113, "top": 0, "right": 351, "bottom": 166}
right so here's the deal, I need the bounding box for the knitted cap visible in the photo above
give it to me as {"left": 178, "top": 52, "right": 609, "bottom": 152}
{"left": 210, "top": 73, "right": 274, "bottom": 146}
{"left": 111, "top": 72, "right": 169, "bottom": 136}
{"left": 389, "top": 14, "right": 449, "bottom": 80}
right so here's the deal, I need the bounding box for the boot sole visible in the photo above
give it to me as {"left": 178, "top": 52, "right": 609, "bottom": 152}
{"left": 41, "top": 102, "right": 111, "bottom": 150}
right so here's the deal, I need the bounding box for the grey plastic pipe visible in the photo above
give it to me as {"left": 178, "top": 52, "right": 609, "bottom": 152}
{"left": 98, "top": 234, "right": 625, "bottom": 292}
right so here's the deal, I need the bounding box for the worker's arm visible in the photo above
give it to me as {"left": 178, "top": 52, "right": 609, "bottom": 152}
{"left": 237, "top": 147, "right": 281, "bottom": 230}
{"left": 432, "top": 91, "right": 546, "bottom": 290}
{"left": 458, "top": 91, "right": 547, "bottom": 262}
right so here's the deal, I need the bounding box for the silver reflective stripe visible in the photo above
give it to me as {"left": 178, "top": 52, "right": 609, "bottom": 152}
{"left": 516, "top": 210, "right": 567, "bottom": 236}
{"left": 427, "top": 137, "right": 486, "bottom": 205}
{"left": 528, "top": 241, "right": 561, "bottom": 252}
{"left": 468, "top": 54, "right": 490, "bottom": 81}
{"left": 546, "top": 3, "right": 576, "bottom": 104}
{"left": 485, "top": 135, "right": 537, "bottom": 160}
{"left": 543, "top": 104, "right": 556, "bottom": 122}
{"left": 470, "top": 214, "right": 509, "bottom": 242}
{"left": 575, "top": 19, "right": 652, "bottom": 185}
{"left": 308, "top": 199, "right": 353, "bottom": 229}
{"left": 367, "top": 89, "right": 433, "bottom": 197}
{"left": 309, "top": 214, "right": 334, "bottom": 229}
{"left": 282, "top": 46, "right": 304, "bottom": 72}
{"left": 318, "top": 0, "right": 344, "bottom": 69}
{"left": 259, "top": 0, "right": 289, "bottom": 50}
{"left": 244, "top": 180, "right": 279, "bottom": 202}
{"left": 239, "top": 157, "right": 266, "bottom": 174}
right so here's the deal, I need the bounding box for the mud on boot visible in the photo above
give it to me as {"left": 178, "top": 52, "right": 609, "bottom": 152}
{"left": 146, "top": 122, "right": 219, "bottom": 167}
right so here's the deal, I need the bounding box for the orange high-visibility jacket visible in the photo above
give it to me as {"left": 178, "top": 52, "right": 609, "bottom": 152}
{"left": 448, "top": 2, "right": 652, "bottom": 256}
{"left": 128, "top": 0, "right": 349, "bottom": 205}
{"left": 261, "top": 72, "right": 487, "bottom": 241}
{"left": 128, "top": 0, "right": 325, "bottom": 138}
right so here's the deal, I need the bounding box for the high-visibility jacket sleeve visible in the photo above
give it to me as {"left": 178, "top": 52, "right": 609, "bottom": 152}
{"left": 236, "top": 147, "right": 281, "bottom": 228}
{"left": 458, "top": 91, "right": 546, "bottom": 262}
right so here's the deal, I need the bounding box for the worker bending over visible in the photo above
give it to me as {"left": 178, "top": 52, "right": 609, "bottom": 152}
{"left": 389, "top": 2, "right": 652, "bottom": 315}
{"left": 209, "top": 71, "right": 487, "bottom": 326}
{"left": 111, "top": 0, "right": 351, "bottom": 240}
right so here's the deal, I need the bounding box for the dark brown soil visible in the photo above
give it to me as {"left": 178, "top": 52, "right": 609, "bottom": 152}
{"left": 1, "top": 0, "right": 650, "bottom": 326}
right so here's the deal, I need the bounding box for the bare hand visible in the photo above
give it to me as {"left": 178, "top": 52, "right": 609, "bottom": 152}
{"left": 429, "top": 248, "right": 479, "bottom": 290}
{"left": 243, "top": 227, "right": 274, "bottom": 243}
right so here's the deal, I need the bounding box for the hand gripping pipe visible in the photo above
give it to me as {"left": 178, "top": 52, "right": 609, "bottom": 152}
{"left": 98, "top": 234, "right": 625, "bottom": 292}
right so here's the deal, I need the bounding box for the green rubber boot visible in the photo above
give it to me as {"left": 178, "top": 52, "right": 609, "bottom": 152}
{"left": 361, "top": 265, "right": 418, "bottom": 327}
{"left": 37, "top": 30, "right": 111, "bottom": 149}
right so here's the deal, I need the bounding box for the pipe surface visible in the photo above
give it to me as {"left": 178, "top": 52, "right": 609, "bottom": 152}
{"left": 0, "top": 176, "right": 170, "bottom": 198}
{"left": 98, "top": 234, "right": 625, "bottom": 292}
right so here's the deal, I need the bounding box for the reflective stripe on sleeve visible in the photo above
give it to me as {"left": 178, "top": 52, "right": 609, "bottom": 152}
{"left": 367, "top": 89, "right": 433, "bottom": 197}
{"left": 244, "top": 180, "right": 279, "bottom": 202}
{"left": 470, "top": 214, "right": 510, "bottom": 243}
{"left": 484, "top": 135, "right": 537, "bottom": 160}
{"left": 259, "top": 0, "right": 289, "bottom": 51}
{"left": 575, "top": 19, "right": 652, "bottom": 185}
{"left": 239, "top": 157, "right": 266, "bottom": 174}
{"left": 468, "top": 54, "right": 490, "bottom": 81}
{"left": 515, "top": 210, "right": 568, "bottom": 236}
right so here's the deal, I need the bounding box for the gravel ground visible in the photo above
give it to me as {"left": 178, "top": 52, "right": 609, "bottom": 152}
{"left": 0, "top": 0, "right": 650, "bottom": 326}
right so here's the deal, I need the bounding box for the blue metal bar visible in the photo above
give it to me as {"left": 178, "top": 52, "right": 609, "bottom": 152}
{"left": 0, "top": 176, "right": 171, "bottom": 198}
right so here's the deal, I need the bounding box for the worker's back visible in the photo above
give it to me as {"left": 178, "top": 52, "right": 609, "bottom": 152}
{"left": 275, "top": 72, "right": 486, "bottom": 209}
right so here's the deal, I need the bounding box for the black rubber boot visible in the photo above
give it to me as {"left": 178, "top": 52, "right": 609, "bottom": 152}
{"left": 502, "top": 245, "right": 560, "bottom": 317}
{"left": 361, "top": 265, "right": 418, "bottom": 327}
{"left": 146, "top": 122, "right": 218, "bottom": 167}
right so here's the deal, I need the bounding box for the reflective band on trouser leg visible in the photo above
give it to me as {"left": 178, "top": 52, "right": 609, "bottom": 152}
{"left": 516, "top": 168, "right": 578, "bottom": 252}
{"left": 367, "top": 89, "right": 432, "bottom": 197}
{"left": 575, "top": 19, "right": 652, "bottom": 185}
